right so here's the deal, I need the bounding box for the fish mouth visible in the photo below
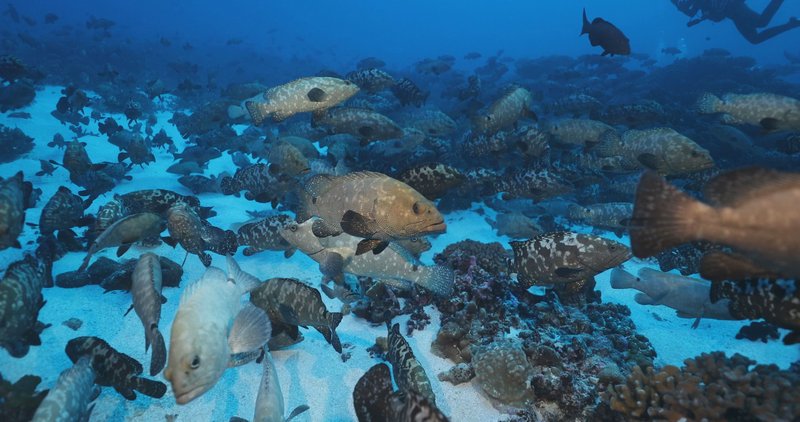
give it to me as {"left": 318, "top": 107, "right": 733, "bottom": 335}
{"left": 174, "top": 384, "right": 211, "bottom": 405}
{"left": 424, "top": 220, "right": 447, "bottom": 233}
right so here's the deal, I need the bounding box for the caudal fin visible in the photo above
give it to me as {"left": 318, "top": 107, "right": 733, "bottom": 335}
{"left": 696, "top": 93, "right": 722, "bottom": 114}
{"left": 318, "top": 312, "right": 343, "bottom": 353}
{"left": 149, "top": 327, "right": 166, "bottom": 376}
{"left": 580, "top": 8, "right": 591, "bottom": 35}
{"left": 629, "top": 171, "right": 706, "bottom": 258}
{"left": 287, "top": 405, "right": 311, "bottom": 421}
{"left": 609, "top": 267, "right": 637, "bottom": 289}
{"left": 226, "top": 255, "right": 261, "bottom": 293}
{"left": 418, "top": 265, "right": 455, "bottom": 298}
{"left": 244, "top": 100, "right": 270, "bottom": 125}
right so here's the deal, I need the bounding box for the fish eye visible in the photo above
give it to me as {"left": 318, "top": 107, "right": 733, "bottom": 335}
{"left": 190, "top": 355, "right": 201, "bottom": 369}
{"left": 410, "top": 236, "right": 418, "bottom": 242}
{"left": 290, "top": 224, "right": 298, "bottom": 232}
{"left": 412, "top": 202, "right": 421, "bottom": 214}
{"left": 609, "top": 245, "right": 617, "bottom": 251}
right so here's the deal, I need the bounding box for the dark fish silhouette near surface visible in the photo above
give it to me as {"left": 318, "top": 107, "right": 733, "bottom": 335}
{"left": 580, "top": 8, "right": 630, "bottom": 56}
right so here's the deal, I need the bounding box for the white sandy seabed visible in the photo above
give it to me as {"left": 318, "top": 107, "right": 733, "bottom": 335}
{"left": 0, "top": 86, "right": 797, "bottom": 422}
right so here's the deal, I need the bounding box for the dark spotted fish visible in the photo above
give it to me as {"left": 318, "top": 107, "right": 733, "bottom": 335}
{"left": 236, "top": 214, "right": 297, "bottom": 258}
{"left": 117, "top": 189, "right": 211, "bottom": 218}
{"left": 62, "top": 140, "right": 93, "bottom": 175}
{"left": 250, "top": 278, "right": 343, "bottom": 353}
{"left": 220, "top": 163, "right": 294, "bottom": 206}
{"left": 166, "top": 203, "right": 236, "bottom": 267}
{"left": 32, "top": 356, "right": 98, "bottom": 422}
{"left": 567, "top": 202, "right": 632, "bottom": 235}
{"left": 498, "top": 168, "right": 573, "bottom": 201}
{"left": 711, "top": 278, "right": 800, "bottom": 345}
{"left": 0, "top": 171, "right": 28, "bottom": 250}
{"left": 509, "top": 231, "right": 630, "bottom": 286}
{"left": 346, "top": 68, "right": 396, "bottom": 93}
{"left": 313, "top": 107, "right": 404, "bottom": 145}
{"left": 391, "top": 78, "right": 428, "bottom": 107}
{"left": 88, "top": 196, "right": 128, "bottom": 242}
{"left": 386, "top": 323, "right": 436, "bottom": 405}
{"left": 128, "top": 253, "right": 166, "bottom": 376}
{"left": 178, "top": 174, "right": 221, "bottom": 194}
{"left": 398, "top": 163, "right": 466, "bottom": 200}
{"left": 472, "top": 85, "right": 537, "bottom": 135}
{"left": 242, "top": 76, "right": 359, "bottom": 124}
{"left": 580, "top": 8, "right": 630, "bottom": 56}
{"left": 0, "top": 255, "right": 48, "bottom": 358}
{"left": 65, "top": 336, "right": 167, "bottom": 400}
{"left": 353, "top": 363, "right": 449, "bottom": 422}
{"left": 79, "top": 212, "right": 164, "bottom": 271}
{"left": 39, "top": 186, "right": 90, "bottom": 235}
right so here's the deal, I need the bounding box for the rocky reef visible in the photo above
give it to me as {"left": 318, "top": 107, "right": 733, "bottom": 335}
{"left": 601, "top": 352, "right": 800, "bottom": 421}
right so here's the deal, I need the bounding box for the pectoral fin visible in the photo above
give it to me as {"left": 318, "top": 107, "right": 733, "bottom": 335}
{"left": 340, "top": 210, "right": 377, "bottom": 238}
{"left": 355, "top": 239, "right": 389, "bottom": 256}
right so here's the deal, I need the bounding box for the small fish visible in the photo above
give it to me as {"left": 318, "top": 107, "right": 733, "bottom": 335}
{"left": 88, "top": 196, "right": 128, "bottom": 242}
{"left": 36, "top": 159, "right": 58, "bottom": 177}
{"left": 32, "top": 357, "right": 98, "bottom": 422}
{"left": 242, "top": 77, "right": 359, "bottom": 124}
{"left": 630, "top": 168, "right": 800, "bottom": 281}
{"left": 510, "top": 231, "right": 630, "bottom": 286}
{"left": 567, "top": 202, "right": 632, "bottom": 236}
{"left": 8, "top": 111, "right": 31, "bottom": 119}
{"left": 386, "top": 323, "right": 436, "bottom": 405}
{"left": 268, "top": 140, "right": 310, "bottom": 177}
{"left": 117, "top": 189, "right": 211, "bottom": 218}
{"left": 178, "top": 175, "right": 221, "bottom": 194}
{"left": 661, "top": 46, "right": 681, "bottom": 55}
{"left": 486, "top": 212, "right": 542, "bottom": 239}
{"left": 710, "top": 278, "right": 800, "bottom": 345}
{"left": 128, "top": 253, "right": 167, "bottom": 376}
{"left": 610, "top": 267, "right": 734, "bottom": 328}
{"left": 280, "top": 219, "right": 454, "bottom": 297}
{"left": 0, "top": 171, "right": 29, "bottom": 250}
{"left": 464, "top": 52, "right": 482, "bottom": 60}
{"left": 407, "top": 109, "right": 457, "bottom": 137}
{"left": 48, "top": 133, "right": 68, "bottom": 149}
{"left": 415, "top": 55, "right": 455, "bottom": 75}
{"left": 66, "top": 336, "right": 166, "bottom": 400}
{"left": 696, "top": 92, "right": 800, "bottom": 131}
{"left": 165, "top": 203, "right": 236, "bottom": 267}
{"left": 313, "top": 107, "right": 404, "bottom": 145}
{"left": 346, "top": 68, "right": 396, "bottom": 93}
{"left": 356, "top": 57, "right": 386, "bottom": 70}
{"left": 542, "top": 118, "right": 615, "bottom": 149}
{"left": 472, "top": 85, "right": 537, "bottom": 135}
{"left": 391, "top": 78, "right": 428, "bottom": 107}
{"left": 118, "top": 136, "right": 155, "bottom": 167}
{"left": 220, "top": 163, "right": 295, "bottom": 206}
{"left": 299, "top": 171, "right": 446, "bottom": 255}
{"left": 236, "top": 214, "right": 297, "bottom": 258}
{"left": 398, "top": 163, "right": 466, "bottom": 200}
{"left": 234, "top": 353, "right": 309, "bottom": 422}
{"left": 164, "top": 258, "right": 270, "bottom": 404}
{"left": 594, "top": 128, "right": 714, "bottom": 176}
{"left": 498, "top": 168, "right": 573, "bottom": 201}
{"left": 79, "top": 212, "right": 165, "bottom": 271}
{"left": 580, "top": 8, "right": 631, "bottom": 56}
{"left": 546, "top": 93, "right": 603, "bottom": 117}
{"left": 43, "top": 13, "right": 59, "bottom": 24}
{"left": 0, "top": 255, "right": 48, "bottom": 358}
{"left": 250, "top": 277, "right": 343, "bottom": 353}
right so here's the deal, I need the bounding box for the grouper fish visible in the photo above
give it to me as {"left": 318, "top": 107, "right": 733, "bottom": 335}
{"left": 279, "top": 218, "right": 454, "bottom": 298}
{"left": 164, "top": 257, "right": 271, "bottom": 404}
{"left": 299, "top": 171, "right": 446, "bottom": 255}
{"left": 126, "top": 252, "right": 167, "bottom": 376}
{"left": 239, "top": 76, "right": 359, "bottom": 124}
{"left": 32, "top": 357, "right": 99, "bottom": 422}
{"left": 79, "top": 212, "right": 164, "bottom": 271}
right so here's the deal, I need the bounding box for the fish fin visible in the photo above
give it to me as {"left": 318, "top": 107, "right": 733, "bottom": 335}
{"left": 609, "top": 267, "right": 637, "bottom": 289}
{"left": 116, "top": 244, "right": 132, "bottom": 257}
{"left": 784, "top": 331, "right": 800, "bottom": 345}
{"left": 320, "top": 283, "right": 337, "bottom": 299}
{"left": 699, "top": 251, "right": 778, "bottom": 282}
{"left": 580, "top": 8, "right": 591, "bottom": 35}
{"left": 307, "top": 87, "right": 327, "bottom": 102}
{"left": 124, "top": 304, "right": 134, "bottom": 316}
{"left": 115, "top": 386, "right": 137, "bottom": 401}
{"left": 601, "top": 50, "right": 609, "bottom": 56}
{"left": 117, "top": 152, "right": 129, "bottom": 162}
{"left": 312, "top": 219, "right": 340, "bottom": 238}
{"left": 634, "top": 292, "right": 663, "bottom": 305}
{"left": 554, "top": 266, "right": 584, "bottom": 277}
{"left": 703, "top": 167, "right": 800, "bottom": 207}
{"left": 286, "top": 405, "right": 311, "bottom": 421}
{"left": 340, "top": 210, "right": 377, "bottom": 238}
{"left": 636, "top": 153, "right": 662, "bottom": 171}
{"left": 283, "top": 248, "right": 296, "bottom": 258}
{"left": 228, "top": 304, "right": 271, "bottom": 355}
{"left": 358, "top": 125, "right": 374, "bottom": 139}
{"left": 244, "top": 100, "right": 270, "bottom": 125}
{"left": 416, "top": 265, "right": 455, "bottom": 298}
{"left": 199, "top": 252, "right": 212, "bottom": 267}
{"left": 325, "top": 312, "right": 344, "bottom": 353}
{"left": 277, "top": 304, "right": 302, "bottom": 326}
{"left": 226, "top": 255, "right": 261, "bottom": 293}
{"left": 149, "top": 327, "right": 166, "bottom": 376}
{"left": 629, "top": 171, "right": 706, "bottom": 258}
{"left": 131, "top": 376, "right": 167, "bottom": 399}
{"left": 355, "top": 239, "right": 388, "bottom": 256}
{"left": 319, "top": 251, "right": 345, "bottom": 282}
{"left": 229, "top": 417, "right": 249, "bottom": 422}
{"left": 695, "top": 93, "right": 721, "bottom": 114}
{"left": 691, "top": 308, "right": 704, "bottom": 329}
{"left": 227, "top": 105, "right": 246, "bottom": 120}
{"left": 759, "top": 117, "right": 781, "bottom": 131}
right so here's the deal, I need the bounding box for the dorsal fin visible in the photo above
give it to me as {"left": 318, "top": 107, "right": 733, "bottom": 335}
{"left": 703, "top": 167, "right": 800, "bottom": 207}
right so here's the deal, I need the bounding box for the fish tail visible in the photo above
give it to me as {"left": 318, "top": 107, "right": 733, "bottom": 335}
{"left": 132, "top": 376, "right": 167, "bottom": 398}
{"left": 227, "top": 104, "right": 246, "bottom": 120}
{"left": 418, "top": 265, "right": 455, "bottom": 298}
{"left": 226, "top": 255, "right": 261, "bottom": 293}
{"left": 696, "top": 93, "right": 722, "bottom": 114}
{"left": 629, "top": 172, "right": 706, "bottom": 258}
{"left": 244, "top": 100, "right": 270, "bottom": 125}
{"left": 581, "top": 8, "right": 590, "bottom": 35}
{"left": 609, "top": 267, "right": 637, "bottom": 289}
{"left": 286, "top": 405, "right": 311, "bottom": 421}
{"left": 149, "top": 326, "right": 166, "bottom": 376}
{"left": 321, "top": 312, "right": 343, "bottom": 353}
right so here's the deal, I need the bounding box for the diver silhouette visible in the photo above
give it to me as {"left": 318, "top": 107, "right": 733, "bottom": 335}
{"left": 672, "top": 0, "right": 800, "bottom": 44}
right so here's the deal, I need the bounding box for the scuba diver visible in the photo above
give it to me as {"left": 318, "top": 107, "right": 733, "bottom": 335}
{"left": 672, "top": 0, "right": 800, "bottom": 44}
